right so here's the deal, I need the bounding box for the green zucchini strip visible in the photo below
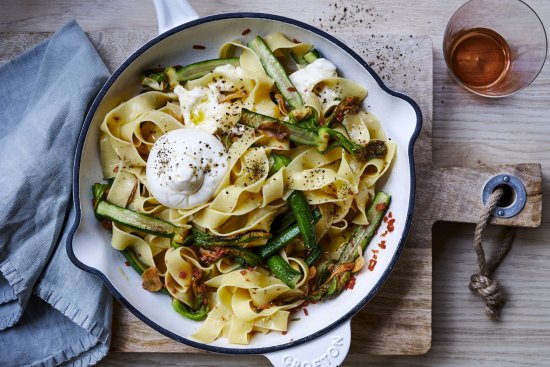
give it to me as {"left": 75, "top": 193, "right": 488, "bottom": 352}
{"left": 239, "top": 109, "right": 386, "bottom": 160}
{"left": 267, "top": 255, "right": 302, "bottom": 289}
{"left": 227, "top": 247, "right": 264, "bottom": 267}
{"left": 175, "top": 57, "right": 240, "bottom": 81}
{"left": 290, "top": 51, "right": 308, "bottom": 66}
{"left": 304, "top": 49, "right": 321, "bottom": 63}
{"left": 95, "top": 200, "right": 182, "bottom": 239}
{"left": 305, "top": 247, "right": 323, "bottom": 267}
{"left": 291, "top": 48, "right": 321, "bottom": 66}
{"left": 270, "top": 210, "right": 297, "bottom": 234}
{"left": 142, "top": 57, "right": 240, "bottom": 89}
{"left": 248, "top": 36, "right": 303, "bottom": 109}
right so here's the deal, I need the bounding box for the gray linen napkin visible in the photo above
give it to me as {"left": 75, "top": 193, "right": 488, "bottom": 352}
{"left": 0, "top": 20, "right": 113, "bottom": 366}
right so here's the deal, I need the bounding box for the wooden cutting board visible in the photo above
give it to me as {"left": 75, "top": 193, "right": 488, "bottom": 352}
{"left": 0, "top": 30, "right": 541, "bottom": 356}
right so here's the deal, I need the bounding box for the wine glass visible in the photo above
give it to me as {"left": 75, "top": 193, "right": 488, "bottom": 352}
{"left": 443, "top": 0, "right": 547, "bottom": 97}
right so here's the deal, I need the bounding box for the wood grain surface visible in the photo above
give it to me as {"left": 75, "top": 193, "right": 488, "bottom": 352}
{"left": 1, "top": 1, "right": 549, "bottom": 366}
{"left": 0, "top": 31, "right": 437, "bottom": 355}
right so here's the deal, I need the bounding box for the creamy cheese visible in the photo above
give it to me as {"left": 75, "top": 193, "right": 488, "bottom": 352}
{"left": 174, "top": 64, "right": 246, "bottom": 134}
{"left": 146, "top": 129, "right": 228, "bottom": 209}
{"left": 289, "top": 58, "right": 338, "bottom": 97}
{"left": 211, "top": 64, "right": 246, "bottom": 91}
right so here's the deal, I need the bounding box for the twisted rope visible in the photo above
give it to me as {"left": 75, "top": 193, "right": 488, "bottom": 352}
{"left": 469, "top": 187, "right": 516, "bottom": 320}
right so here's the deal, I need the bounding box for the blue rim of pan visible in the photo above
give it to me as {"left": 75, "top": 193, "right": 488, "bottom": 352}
{"left": 66, "top": 12, "right": 423, "bottom": 355}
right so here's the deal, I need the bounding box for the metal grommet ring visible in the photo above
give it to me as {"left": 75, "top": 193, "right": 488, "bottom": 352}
{"left": 482, "top": 174, "right": 527, "bottom": 218}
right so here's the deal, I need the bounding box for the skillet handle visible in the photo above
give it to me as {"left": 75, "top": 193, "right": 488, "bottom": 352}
{"left": 264, "top": 320, "right": 351, "bottom": 367}
{"left": 152, "top": 0, "right": 199, "bottom": 34}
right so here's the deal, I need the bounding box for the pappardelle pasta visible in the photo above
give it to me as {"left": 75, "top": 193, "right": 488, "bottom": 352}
{"left": 92, "top": 33, "right": 395, "bottom": 344}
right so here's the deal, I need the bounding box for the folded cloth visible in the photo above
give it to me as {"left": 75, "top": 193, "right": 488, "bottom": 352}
{"left": 0, "top": 20, "right": 112, "bottom": 366}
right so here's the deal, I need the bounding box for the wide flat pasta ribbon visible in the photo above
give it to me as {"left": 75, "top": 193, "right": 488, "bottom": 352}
{"left": 193, "top": 269, "right": 303, "bottom": 344}
{"left": 100, "top": 91, "right": 181, "bottom": 167}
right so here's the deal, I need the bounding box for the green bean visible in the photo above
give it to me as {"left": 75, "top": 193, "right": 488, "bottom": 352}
{"left": 257, "top": 208, "right": 322, "bottom": 259}
{"left": 172, "top": 297, "right": 208, "bottom": 321}
{"left": 268, "top": 153, "right": 321, "bottom": 264}
{"left": 121, "top": 248, "right": 147, "bottom": 275}
{"left": 270, "top": 210, "right": 296, "bottom": 234}
{"left": 288, "top": 190, "right": 320, "bottom": 265}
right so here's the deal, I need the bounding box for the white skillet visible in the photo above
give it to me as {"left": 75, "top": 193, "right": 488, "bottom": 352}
{"left": 66, "top": 1, "right": 422, "bottom": 366}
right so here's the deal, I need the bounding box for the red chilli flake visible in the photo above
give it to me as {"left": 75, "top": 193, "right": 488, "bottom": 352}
{"left": 388, "top": 211, "right": 393, "bottom": 219}
{"left": 178, "top": 271, "right": 187, "bottom": 279}
{"left": 193, "top": 44, "right": 206, "bottom": 50}
{"left": 124, "top": 261, "right": 130, "bottom": 267}
{"left": 292, "top": 38, "right": 301, "bottom": 43}
{"left": 240, "top": 269, "right": 247, "bottom": 275}
{"left": 387, "top": 218, "right": 396, "bottom": 233}
{"left": 303, "top": 308, "right": 309, "bottom": 316}
{"left": 379, "top": 240, "right": 386, "bottom": 249}
{"left": 242, "top": 28, "right": 251, "bottom": 35}
{"left": 287, "top": 87, "right": 297, "bottom": 92}
{"left": 376, "top": 203, "right": 387, "bottom": 212}
{"left": 282, "top": 331, "right": 288, "bottom": 335}
{"left": 383, "top": 216, "right": 388, "bottom": 223}
{"left": 345, "top": 276, "right": 356, "bottom": 290}
{"left": 368, "top": 259, "right": 377, "bottom": 271}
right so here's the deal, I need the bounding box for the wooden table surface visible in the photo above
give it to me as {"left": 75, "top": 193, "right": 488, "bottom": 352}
{"left": 2, "top": 1, "right": 549, "bottom": 366}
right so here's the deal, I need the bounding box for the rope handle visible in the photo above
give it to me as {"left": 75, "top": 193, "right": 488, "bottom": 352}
{"left": 469, "top": 187, "right": 516, "bottom": 320}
